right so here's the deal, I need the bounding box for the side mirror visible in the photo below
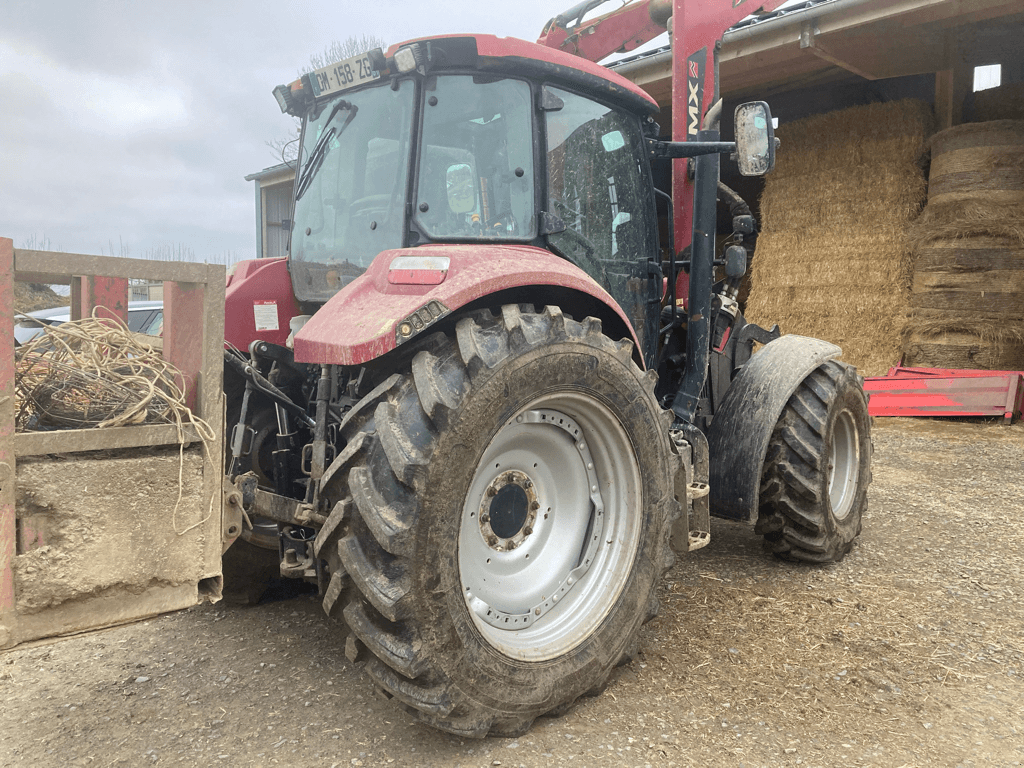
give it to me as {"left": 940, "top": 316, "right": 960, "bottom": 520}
{"left": 734, "top": 101, "right": 776, "bottom": 176}
{"left": 446, "top": 163, "right": 476, "bottom": 214}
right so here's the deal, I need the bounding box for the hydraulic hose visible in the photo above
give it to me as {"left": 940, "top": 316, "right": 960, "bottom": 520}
{"left": 224, "top": 350, "right": 315, "bottom": 428}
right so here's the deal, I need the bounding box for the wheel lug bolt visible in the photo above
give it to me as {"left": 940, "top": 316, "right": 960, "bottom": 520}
{"left": 481, "top": 512, "right": 490, "bottom": 523}
{"left": 524, "top": 479, "right": 533, "bottom": 488}
{"left": 486, "top": 487, "right": 497, "bottom": 497}
{"left": 523, "top": 526, "right": 533, "bottom": 536}
{"left": 487, "top": 535, "right": 498, "bottom": 546}
{"left": 506, "top": 540, "right": 517, "bottom": 550}
{"left": 530, "top": 501, "right": 540, "bottom": 510}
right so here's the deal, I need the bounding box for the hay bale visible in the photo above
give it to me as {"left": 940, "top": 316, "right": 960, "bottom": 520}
{"left": 911, "top": 236, "right": 1024, "bottom": 320}
{"left": 973, "top": 83, "right": 1024, "bottom": 122}
{"left": 745, "top": 99, "right": 933, "bottom": 376}
{"left": 911, "top": 121, "right": 1024, "bottom": 246}
{"left": 925, "top": 120, "right": 1024, "bottom": 206}
{"left": 902, "top": 120, "right": 1024, "bottom": 370}
{"left": 903, "top": 308, "right": 1024, "bottom": 370}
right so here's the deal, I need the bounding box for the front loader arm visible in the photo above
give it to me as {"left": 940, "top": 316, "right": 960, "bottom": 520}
{"left": 537, "top": 0, "right": 671, "bottom": 63}
{"left": 667, "top": 0, "right": 788, "bottom": 252}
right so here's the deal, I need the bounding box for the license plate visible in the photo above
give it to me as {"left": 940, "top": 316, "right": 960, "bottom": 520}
{"left": 308, "top": 52, "right": 381, "bottom": 98}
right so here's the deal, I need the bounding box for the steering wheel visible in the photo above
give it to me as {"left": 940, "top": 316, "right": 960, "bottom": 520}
{"left": 349, "top": 194, "right": 392, "bottom": 219}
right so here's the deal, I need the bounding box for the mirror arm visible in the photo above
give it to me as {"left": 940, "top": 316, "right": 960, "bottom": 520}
{"left": 645, "top": 138, "right": 736, "bottom": 160}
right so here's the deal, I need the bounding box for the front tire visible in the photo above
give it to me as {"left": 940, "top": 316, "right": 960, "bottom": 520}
{"left": 757, "top": 360, "right": 871, "bottom": 563}
{"left": 314, "top": 305, "right": 679, "bottom": 736}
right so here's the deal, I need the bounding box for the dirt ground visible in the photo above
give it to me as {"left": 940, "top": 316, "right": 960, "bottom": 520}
{"left": 2, "top": 417, "right": 1022, "bottom": 768}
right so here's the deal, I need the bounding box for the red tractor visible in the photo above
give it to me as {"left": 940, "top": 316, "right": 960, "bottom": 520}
{"left": 223, "top": 0, "right": 871, "bottom": 736}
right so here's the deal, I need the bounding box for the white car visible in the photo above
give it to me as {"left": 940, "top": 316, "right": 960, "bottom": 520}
{"left": 14, "top": 301, "right": 164, "bottom": 346}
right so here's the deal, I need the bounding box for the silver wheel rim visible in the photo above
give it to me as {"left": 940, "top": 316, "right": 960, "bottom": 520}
{"left": 828, "top": 409, "right": 859, "bottom": 521}
{"left": 458, "top": 392, "right": 642, "bottom": 661}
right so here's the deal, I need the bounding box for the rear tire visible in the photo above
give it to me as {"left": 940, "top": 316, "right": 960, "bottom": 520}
{"left": 314, "top": 305, "right": 679, "bottom": 736}
{"left": 757, "top": 360, "right": 871, "bottom": 563}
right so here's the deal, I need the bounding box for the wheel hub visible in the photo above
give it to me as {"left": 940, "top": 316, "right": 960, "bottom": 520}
{"left": 828, "top": 409, "right": 859, "bottom": 520}
{"left": 479, "top": 470, "right": 538, "bottom": 551}
{"left": 461, "top": 408, "right": 607, "bottom": 633}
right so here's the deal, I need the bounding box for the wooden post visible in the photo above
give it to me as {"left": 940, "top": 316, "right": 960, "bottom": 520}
{"left": 936, "top": 29, "right": 973, "bottom": 130}
{"left": 0, "top": 238, "right": 17, "bottom": 625}
{"left": 75, "top": 275, "right": 129, "bottom": 324}
{"left": 164, "top": 281, "right": 205, "bottom": 411}
{"left": 935, "top": 69, "right": 954, "bottom": 131}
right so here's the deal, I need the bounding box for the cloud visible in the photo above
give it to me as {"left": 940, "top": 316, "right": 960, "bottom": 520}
{"left": 0, "top": 0, "right": 665, "bottom": 261}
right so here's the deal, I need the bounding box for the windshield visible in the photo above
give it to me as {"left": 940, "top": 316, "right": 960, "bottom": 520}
{"left": 291, "top": 79, "right": 415, "bottom": 269}
{"left": 415, "top": 76, "right": 536, "bottom": 240}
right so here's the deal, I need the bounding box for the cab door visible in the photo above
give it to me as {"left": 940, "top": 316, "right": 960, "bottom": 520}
{"left": 543, "top": 86, "right": 660, "bottom": 365}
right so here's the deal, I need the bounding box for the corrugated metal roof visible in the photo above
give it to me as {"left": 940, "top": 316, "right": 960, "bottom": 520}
{"left": 244, "top": 162, "right": 294, "bottom": 183}
{"left": 609, "top": 0, "right": 837, "bottom": 69}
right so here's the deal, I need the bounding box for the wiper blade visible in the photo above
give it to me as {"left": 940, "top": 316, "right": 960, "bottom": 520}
{"left": 294, "top": 99, "right": 358, "bottom": 201}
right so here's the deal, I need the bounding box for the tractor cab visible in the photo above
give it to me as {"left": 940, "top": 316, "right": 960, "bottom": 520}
{"left": 275, "top": 35, "right": 662, "bottom": 360}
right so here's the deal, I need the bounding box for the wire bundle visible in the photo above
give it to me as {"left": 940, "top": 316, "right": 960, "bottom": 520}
{"left": 14, "top": 311, "right": 208, "bottom": 436}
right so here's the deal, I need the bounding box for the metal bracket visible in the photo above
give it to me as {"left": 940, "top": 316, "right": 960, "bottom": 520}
{"left": 231, "top": 473, "right": 327, "bottom": 528}
{"left": 221, "top": 477, "right": 245, "bottom": 554}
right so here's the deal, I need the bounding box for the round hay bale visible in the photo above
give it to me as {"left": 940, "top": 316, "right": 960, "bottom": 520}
{"left": 903, "top": 121, "right": 1024, "bottom": 369}
{"left": 904, "top": 327, "right": 1024, "bottom": 371}
{"left": 912, "top": 201, "right": 1024, "bottom": 247}
{"left": 914, "top": 237, "right": 1024, "bottom": 273}
{"left": 910, "top": 247, "right": 1024, "bottom": 315}
{"left": 926, "top": 120, "right": 1024, "bottom": 206}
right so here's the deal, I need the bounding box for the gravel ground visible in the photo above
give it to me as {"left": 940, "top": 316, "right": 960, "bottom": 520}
{"left": 1, "top": 417, "right": 1022, "bottom": 767}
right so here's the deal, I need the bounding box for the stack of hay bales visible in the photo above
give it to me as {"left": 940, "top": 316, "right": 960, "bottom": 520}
{"left": 903, "top": 120, "right": 1024, "bottom": 370}
{"left": 745, "top": 100, "right": 933, "bottom": 376}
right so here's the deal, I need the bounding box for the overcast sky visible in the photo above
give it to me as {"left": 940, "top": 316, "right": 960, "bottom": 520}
{"left": 1, "top": 1, "right": 797, "bottom": 263}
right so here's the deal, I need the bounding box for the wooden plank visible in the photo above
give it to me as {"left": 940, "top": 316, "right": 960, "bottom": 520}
{"left": 14, "top": 272, "right": 72, "bottom": 286}
{"left": 130, "top": 332, "right": 163, "bottom": 351}
{"left": 0, "top": 238, "right": 16, "bottom": 621}
{"left": 3, "top": 583, "right": 200, "bottom": 650}
{"left": 199, "top": 264, "right": 226, "bottom": 425}
{"left": 199, "top": 264, "right": 226, "bottom": 582}
{"left": 14, "top": 249, "right": 214, "bottom": 284}
{"left": 14, "top": 424, "right": 201, "bottom": 457}
{"left": 70, "top": 276, "right": 83, "bottom": 322}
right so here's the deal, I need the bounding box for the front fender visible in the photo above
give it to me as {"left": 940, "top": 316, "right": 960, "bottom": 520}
{"left": 707, "top": 335, "right": 841, "bottom": 522}
{"left": 293, "top": 244, "right": 641, "bottom": 366}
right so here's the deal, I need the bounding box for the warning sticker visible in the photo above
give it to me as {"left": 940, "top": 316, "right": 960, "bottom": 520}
{"left": 253, "top": 300, "right": 279, "bottom": 332}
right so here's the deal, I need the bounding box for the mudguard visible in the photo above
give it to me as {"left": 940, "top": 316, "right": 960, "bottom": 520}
{"left": 707, "top": 335, "right": 841, "bottom": 523}
{"left": 224, "top": 258, "right": 301, "bottom": 352}
{"left": 293, "top": 244, "right": 641, "bottom": 366}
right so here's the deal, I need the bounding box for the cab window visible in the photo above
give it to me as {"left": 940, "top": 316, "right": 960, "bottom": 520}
{"left": 544, "top": 87, "right": 655, "bottom": 278}
{"left": 415, "top": 76, "right": 536, "bottom": 240}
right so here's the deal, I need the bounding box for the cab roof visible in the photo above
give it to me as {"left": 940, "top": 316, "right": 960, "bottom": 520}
{"left": 386, "top": 34, "right": 660, "bottom": 116}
